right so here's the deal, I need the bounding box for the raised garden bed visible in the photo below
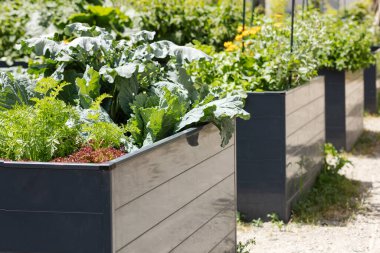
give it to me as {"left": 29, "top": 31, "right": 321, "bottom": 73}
{"left": 322, "top": 69, "right": 364, "bottom": 150}
{"left": 237, "top": 77, "right": 325, "bottom": 221}
{"left": 0, "top": 124, "right": 236, "bottom": 253}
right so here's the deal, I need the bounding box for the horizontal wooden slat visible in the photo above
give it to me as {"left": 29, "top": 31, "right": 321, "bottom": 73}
{"left": 286, "top": 96, "right": 324, "bottom": 137}
{"left": 209, "top": 230, "right": 236, "bottom": 253}
{"left": 286, "top": 76, "right": 324, "bottom": 114}
{"left": 113, "top": 146, "right": 235, "bottom": 250}
{"left": 117, "top": 176, "right": 235, "bottom": 253}
{"left": 345, "top": 71, "right": 364, "bottom": 150}
{"left": 112, "top": 124, "right": 233, "bottom": 209}
{"left": 286, "top": 113, "right": 325, "bottom": 152}
{"left": 171, "top": 207, "right": 235, "bottom": 253}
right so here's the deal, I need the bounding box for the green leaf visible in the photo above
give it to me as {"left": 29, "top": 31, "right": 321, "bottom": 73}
{"left": 0, "top": 72, "right": 35, "bottom": 110}
{"left": 150, "top": 40, "right": 211, "bottom": 64}
{"left": 176, "top": 96, "right": 250, "bottom": 146}
{"left": 75, "top": 66, "right": 100, "bottom": 108}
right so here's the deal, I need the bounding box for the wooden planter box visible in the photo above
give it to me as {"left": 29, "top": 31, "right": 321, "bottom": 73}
{"left": 236, "top": 77, "right": 325, "bottom": 221}
{"left": 323, "top": 69, "right": 364, "bottom": 150}
{"left": 0, "top": 124, "right": 236, "bottom": 253}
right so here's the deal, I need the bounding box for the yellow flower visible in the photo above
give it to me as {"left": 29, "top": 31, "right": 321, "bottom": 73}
{"left": 224, "top": 41, "right": 233, "bottom": 49}
{"left": 63, "top": 39, "right": 69, "bottom": 45}
{"left": 237, "top": 25, "right": 244, "bottom": 33}
{"left": 235, "top": 34, "right": 243, "bottom": 41}
{"left": 248, "top": 26, "right": 261, "bottom": 35}
{"left": 274, "top": 22, "right": 282, "bottom": 28}
{"left": 226, "top": 44, "right": 239, "bottom": 52}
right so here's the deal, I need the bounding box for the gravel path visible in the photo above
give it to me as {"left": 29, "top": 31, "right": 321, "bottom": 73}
{"left": 237, "top": 116, "right": 380, "bottom": 253}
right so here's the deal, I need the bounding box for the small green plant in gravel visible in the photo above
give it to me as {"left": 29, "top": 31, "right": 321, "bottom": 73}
{"left": 352, "top": 130, "right": 380, "bottom": 156}
{"left": 292, "top": 143, "right": 366, "bottom": 224}
{"left": 237, "top": 239, "right": 255, "bottom": 253}
{"left": 251, "top": 217, "right": 263, "bottom": 228}
{"left": 267, "top": 213, "right": 285, "bottom": 231}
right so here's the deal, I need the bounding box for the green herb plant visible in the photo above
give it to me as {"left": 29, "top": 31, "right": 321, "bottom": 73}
{"left": 0, "top": 78, "right": 81, "bottom": 161}
{"left": 292, "top": 143, "right": 365, "bottom": 224}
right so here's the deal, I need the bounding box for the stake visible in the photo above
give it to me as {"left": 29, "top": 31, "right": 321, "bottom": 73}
{"left": 288, "top": 0, "right": 296, "bottom": 89}
{"left": 242, "top": 0, "right": 246, "bottom": 52}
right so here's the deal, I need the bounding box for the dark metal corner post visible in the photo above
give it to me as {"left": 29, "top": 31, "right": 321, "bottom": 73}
{"left": 237, "top": 92, "right": 288, "bottom": 221}
{"left": 324, "top": 69, "right": 347, "bottom": 150}
{"left": 364, "top": 64, "right": 377, "bottom": 113}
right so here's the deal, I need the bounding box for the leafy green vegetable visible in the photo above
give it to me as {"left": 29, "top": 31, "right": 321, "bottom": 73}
{"left": 14, "top": 23, "right": 248, "bottom": 152}
{"left": 0, "top": 72, "right": 36, "bottom": 110}
{"left": 0, "top": 0, "right": 105, "bottom": 61}
{"left": 128, "top": 0, "right": 241, "bottom": 50}
{"left": 67, "top": 5, "right": 133, "bottom": 39}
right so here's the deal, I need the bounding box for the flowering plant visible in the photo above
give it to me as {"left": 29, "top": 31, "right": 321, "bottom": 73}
{"left": 323, "top": 143, "right": 352, "bottom": 174}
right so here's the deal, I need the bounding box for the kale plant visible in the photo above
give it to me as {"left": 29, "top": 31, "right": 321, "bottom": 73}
{"left": 15, "top": 23, "right": 249, "bottom": 151}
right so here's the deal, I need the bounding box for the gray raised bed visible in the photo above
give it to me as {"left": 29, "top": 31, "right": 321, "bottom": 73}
{"left": 237, "top": 77, "right": 325, "bottom": 221}
{"left": 0, "top": 124, "right": 236, "bottom": 253}
{"left": 323, "top": 69, "right": 364, "bottom": 150}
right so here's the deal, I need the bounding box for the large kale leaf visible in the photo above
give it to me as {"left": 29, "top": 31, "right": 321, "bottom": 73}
{"left": 14, "top": 23, "right": 249, "bottom": 149}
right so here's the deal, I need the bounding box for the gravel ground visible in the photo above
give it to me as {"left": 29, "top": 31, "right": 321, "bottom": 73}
{"left": 237, "top": 116, "right": 380, "bottom": 253}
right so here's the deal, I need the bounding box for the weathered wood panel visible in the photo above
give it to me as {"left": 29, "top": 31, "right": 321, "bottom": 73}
{"left": 346, "top": 71, "right": 364, "bottom": 150}
{"left": 112, "top": 124, "right": 236, "bottom": 252}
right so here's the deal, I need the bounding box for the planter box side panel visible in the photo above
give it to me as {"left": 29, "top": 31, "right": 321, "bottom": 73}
{"left": 364, "top": 64, "right": 378, "bottom": 113}
{"left": 0, "top": 61, "right": 28, "bottom": 68}
{"left": 345, "top": 71, "right": 364, "bottom": 150}
{"left": 285, "top": 77, "right": 325, "bottom": 218}
{"left": 112, "top": 124, "right": 236, "bottom": 253}
{"left": 0, "top": 167, "right": 112, "bottom": 253}
{"left": 209, "top": 230, "right": 236, "bottom": 253}
{"left": 324, "top": 70, "right": 346, "bottom": 150}
{"left": 237, "top": 93, "right": 286, "bottom": 221}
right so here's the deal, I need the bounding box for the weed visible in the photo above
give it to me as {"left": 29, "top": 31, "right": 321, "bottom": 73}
{"left": 292, "top": 144, "right": 368, "bottom": 224}
{"left": 251, "top": 218, "right": 263, "bottom": 228}
{"left": 352, "top": 130, "right": 380, "bottom": 156}
{"left": 237, "top": 239, "right": 255, "bottom": 253}
{"left": 267, "top": 213, "right": 285, "bottom": 231}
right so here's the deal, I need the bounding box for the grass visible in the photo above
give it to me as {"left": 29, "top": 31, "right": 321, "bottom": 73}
{"left": 292, "top": 169, "right": 368, "bottom": 225}
{"left": 351, "top": 130, "right": 380, "bottom": 156}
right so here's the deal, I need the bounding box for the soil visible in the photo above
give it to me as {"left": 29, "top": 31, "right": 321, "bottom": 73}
{"left": 237, "top": 115, "right": 380, "bottom": 253}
